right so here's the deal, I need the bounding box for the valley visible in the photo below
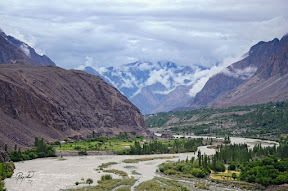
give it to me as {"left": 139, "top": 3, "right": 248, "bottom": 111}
{"left": 0, "top": 5, "right": 288, "bottom": 191}
{"left": 5, "top": 136, "right": 278, "bottom": 191}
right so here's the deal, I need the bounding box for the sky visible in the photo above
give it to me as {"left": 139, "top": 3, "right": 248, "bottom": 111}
{"left": 0, "top": 0, "right": 288, "bottom": 70}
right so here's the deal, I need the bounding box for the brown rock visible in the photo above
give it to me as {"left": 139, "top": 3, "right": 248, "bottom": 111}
{"left": 0, "top": 64, "right": 153, "bottom": 150}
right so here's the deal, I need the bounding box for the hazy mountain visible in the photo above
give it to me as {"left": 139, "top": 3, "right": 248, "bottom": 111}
{"left": 0, "top": 64, "right": 152, "bottom": 150}
{"left": 84, "top": 61, "right": 201, "bottom": 114}
{"left": 186, "top": 34, "right": 288, "bottom": 109}
{"left": 0, "top": 28, "right": 55, "bottom": 66}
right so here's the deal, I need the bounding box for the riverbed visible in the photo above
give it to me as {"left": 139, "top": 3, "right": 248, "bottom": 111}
{"left": 5, "top": 137, "right": 278, "bottom": 191}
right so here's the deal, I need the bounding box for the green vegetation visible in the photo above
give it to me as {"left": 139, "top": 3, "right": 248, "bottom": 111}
{"left": 123, "top": 156, "right": 178, "bottom": 163}
{"left": 131, "top": 170, "right": 141, "bottom": 175}
{"left": 122, "top": 159, "right": 139, "bottom": 163}
{"left": 54, "top": 136, "right": 143, "bottom": 153}
{"left": 213, "top": 137, "right": 288, "bottom": 186}
{"left": 102, "top": 169, "right": 128, "bottom": 177}
{"left": 128, "top": 138, "right": 205, "bottom": 155}
{"left": 159, "top": 153, "right": 213, "bottom": 178}
{"left": 240, "top": 158, "right": 288, "bottom": 186}
{"left": 146, "top": 101, "right": 288, "bottom": 138}
{"left": 135, "top": 177, "right": 188, "bottom": 191}
{"left": 158, "top": 137, "right": 288, "bottom": 187}
{"left": 210, "top": 170, "right": 240, "bottom": 181}
{"left": 98, "top": 162, "right": 117, "bottom": 169}
{"left": 55, "top": 136, "right": 207, "bottom": 156}
{"left": 213, "top": 136, "right": 288, "bottom": 165}
{"left": 65, "top": 177, "right": 136, "bottom": 191}
{"left": 8, "top": 137, "right": 56, "bottom": 162}
{"left": 0, "top": 162, "right": 14, "bottom": 191}
{"left": 101, "top": 174, "right": 112, "bottom": 181}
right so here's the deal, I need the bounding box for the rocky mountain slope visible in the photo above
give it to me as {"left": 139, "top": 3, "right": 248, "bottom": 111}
{"left": 0, "top": 64, "right": 152, "bottom": 150}
{"left": 186, "top": 34, "right": 288, "bottom": 109}
{"left": 0, "top": 28, "right": 55, "bottom": 66}
{"left": 84, "top": 62, "right": 203, "bottom": 114}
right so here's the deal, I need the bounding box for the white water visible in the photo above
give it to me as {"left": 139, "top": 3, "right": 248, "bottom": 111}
{"left": 5, "top": 137, "right": 278, "bottom": 191}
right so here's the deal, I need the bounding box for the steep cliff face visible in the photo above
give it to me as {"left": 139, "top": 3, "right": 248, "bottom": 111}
{"left": 0, "top": 64, "right": 152, "bottom": 150}
{"left": 186, "top": 35, "right": 288, "bottom": 109}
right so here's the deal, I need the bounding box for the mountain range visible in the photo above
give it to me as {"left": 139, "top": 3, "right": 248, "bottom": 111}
{"left": 84, "top": 62, "right": 206, "bottom": 114}
{"left": 1, "top": 27, "right": 287, "bottom": 149}
{"left": 85, "top": 33, "right": 288, "bottom": 114}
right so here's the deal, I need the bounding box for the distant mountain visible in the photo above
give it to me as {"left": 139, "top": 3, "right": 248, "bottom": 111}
{"left": 0, "top": 28, "right": 55, "bottom": 66}
{"left": 84, "top": 61, "right": 201, "bottom": 114}
{"left": 186, "top": 34, "right": 288, "bottom": 109}
{"left": 0, "top": 64, "right": 152, "bottom": 150}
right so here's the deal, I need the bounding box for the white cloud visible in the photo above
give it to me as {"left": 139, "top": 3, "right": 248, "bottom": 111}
{"left": 20, "top": 43, "right": 30, "bottom": 57}
{"left": 0, "top": 0, "right": 287, "bottom": 70}
{"left": 222, "top": 66, "right": 257, "bottom": 80}
{"left": 75, "top": 56, "right": 94, "bottom": 70}
{"left": 137, "top": 62, "right": 154, "bottom": 71}
{"left": 188, "top": 54, "right": 244, "bottom": 97}
{"left": 146, "top": 69, "right": 172, "bottom": 89}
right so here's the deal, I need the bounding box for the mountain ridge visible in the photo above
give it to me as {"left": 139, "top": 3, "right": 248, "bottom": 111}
{"left": 186, "top": 34, "right": 288, "bottom": 109}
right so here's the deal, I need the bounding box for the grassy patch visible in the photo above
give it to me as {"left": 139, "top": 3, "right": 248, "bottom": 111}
{"left": 123, "top": 156, "right": 178, "bottom": 163}
{"left": 102, "top": 169, "right": 128, "bottom": 177}
{"left": 124, "top": 166, "right": 136, "bottom": 169}
{"left": 98, "top": 162, "right": 117, "bottom": 169}
{"left": 65, "top": 178, "right": 136, "bottom": 191}
{"left": 135, "top": 177, "right": 188, "bottom": 191}
{"left": 210, "top": 170, "right": 240, "bottom": 181}
{"left": 132, "top": 170, "right": 141, "bottom": 175}
{"left": 123, "top": 159, "right": 139, "bottom": 163}
{"left": 55, "top": 137, "right": 144, "bottom": 152}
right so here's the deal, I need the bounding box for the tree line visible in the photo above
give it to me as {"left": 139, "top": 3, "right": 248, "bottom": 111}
{"left": 128, "top": 138, "right": 204, "bottom": 155}
{"left": 7, "top": 137, "right": 56, "bottom": 162}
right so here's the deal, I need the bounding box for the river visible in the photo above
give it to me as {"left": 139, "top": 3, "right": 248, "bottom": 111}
{"left": 5, "top": 136, "right": 278, "bottom": 191}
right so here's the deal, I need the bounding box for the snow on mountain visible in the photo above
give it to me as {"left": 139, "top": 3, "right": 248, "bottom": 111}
{"left": 84, "top": 61, "right": 202, "bottom": 114}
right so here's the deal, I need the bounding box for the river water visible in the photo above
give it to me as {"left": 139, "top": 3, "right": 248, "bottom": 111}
{"left": 5, "top": 137, "right": 278, "bottom": 191}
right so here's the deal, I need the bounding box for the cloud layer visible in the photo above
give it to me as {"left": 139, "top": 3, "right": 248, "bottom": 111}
{"left": 0, "top": 0, "right": 287, "bottom": 70}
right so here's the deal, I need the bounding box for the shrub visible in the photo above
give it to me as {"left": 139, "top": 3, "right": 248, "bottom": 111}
{"left": 101, "top": 174, "right": 112, "bottom": 181}
{"left": 191, "top": 168, "right": 206, "bottom": 178}
{"left": 78, "top": 150, "right": 87, "bottom": 155}
{"left": 215, "top": 162, "right": 225, "bottom": 172}
{"left": 86, "top": 178, "right": 93, "bottom": 185}
{"left": 164, "top": 169, "right": 179, "bottom": 175}
{"left": 74, "top": 146, "right": 82, "bottom": 150}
